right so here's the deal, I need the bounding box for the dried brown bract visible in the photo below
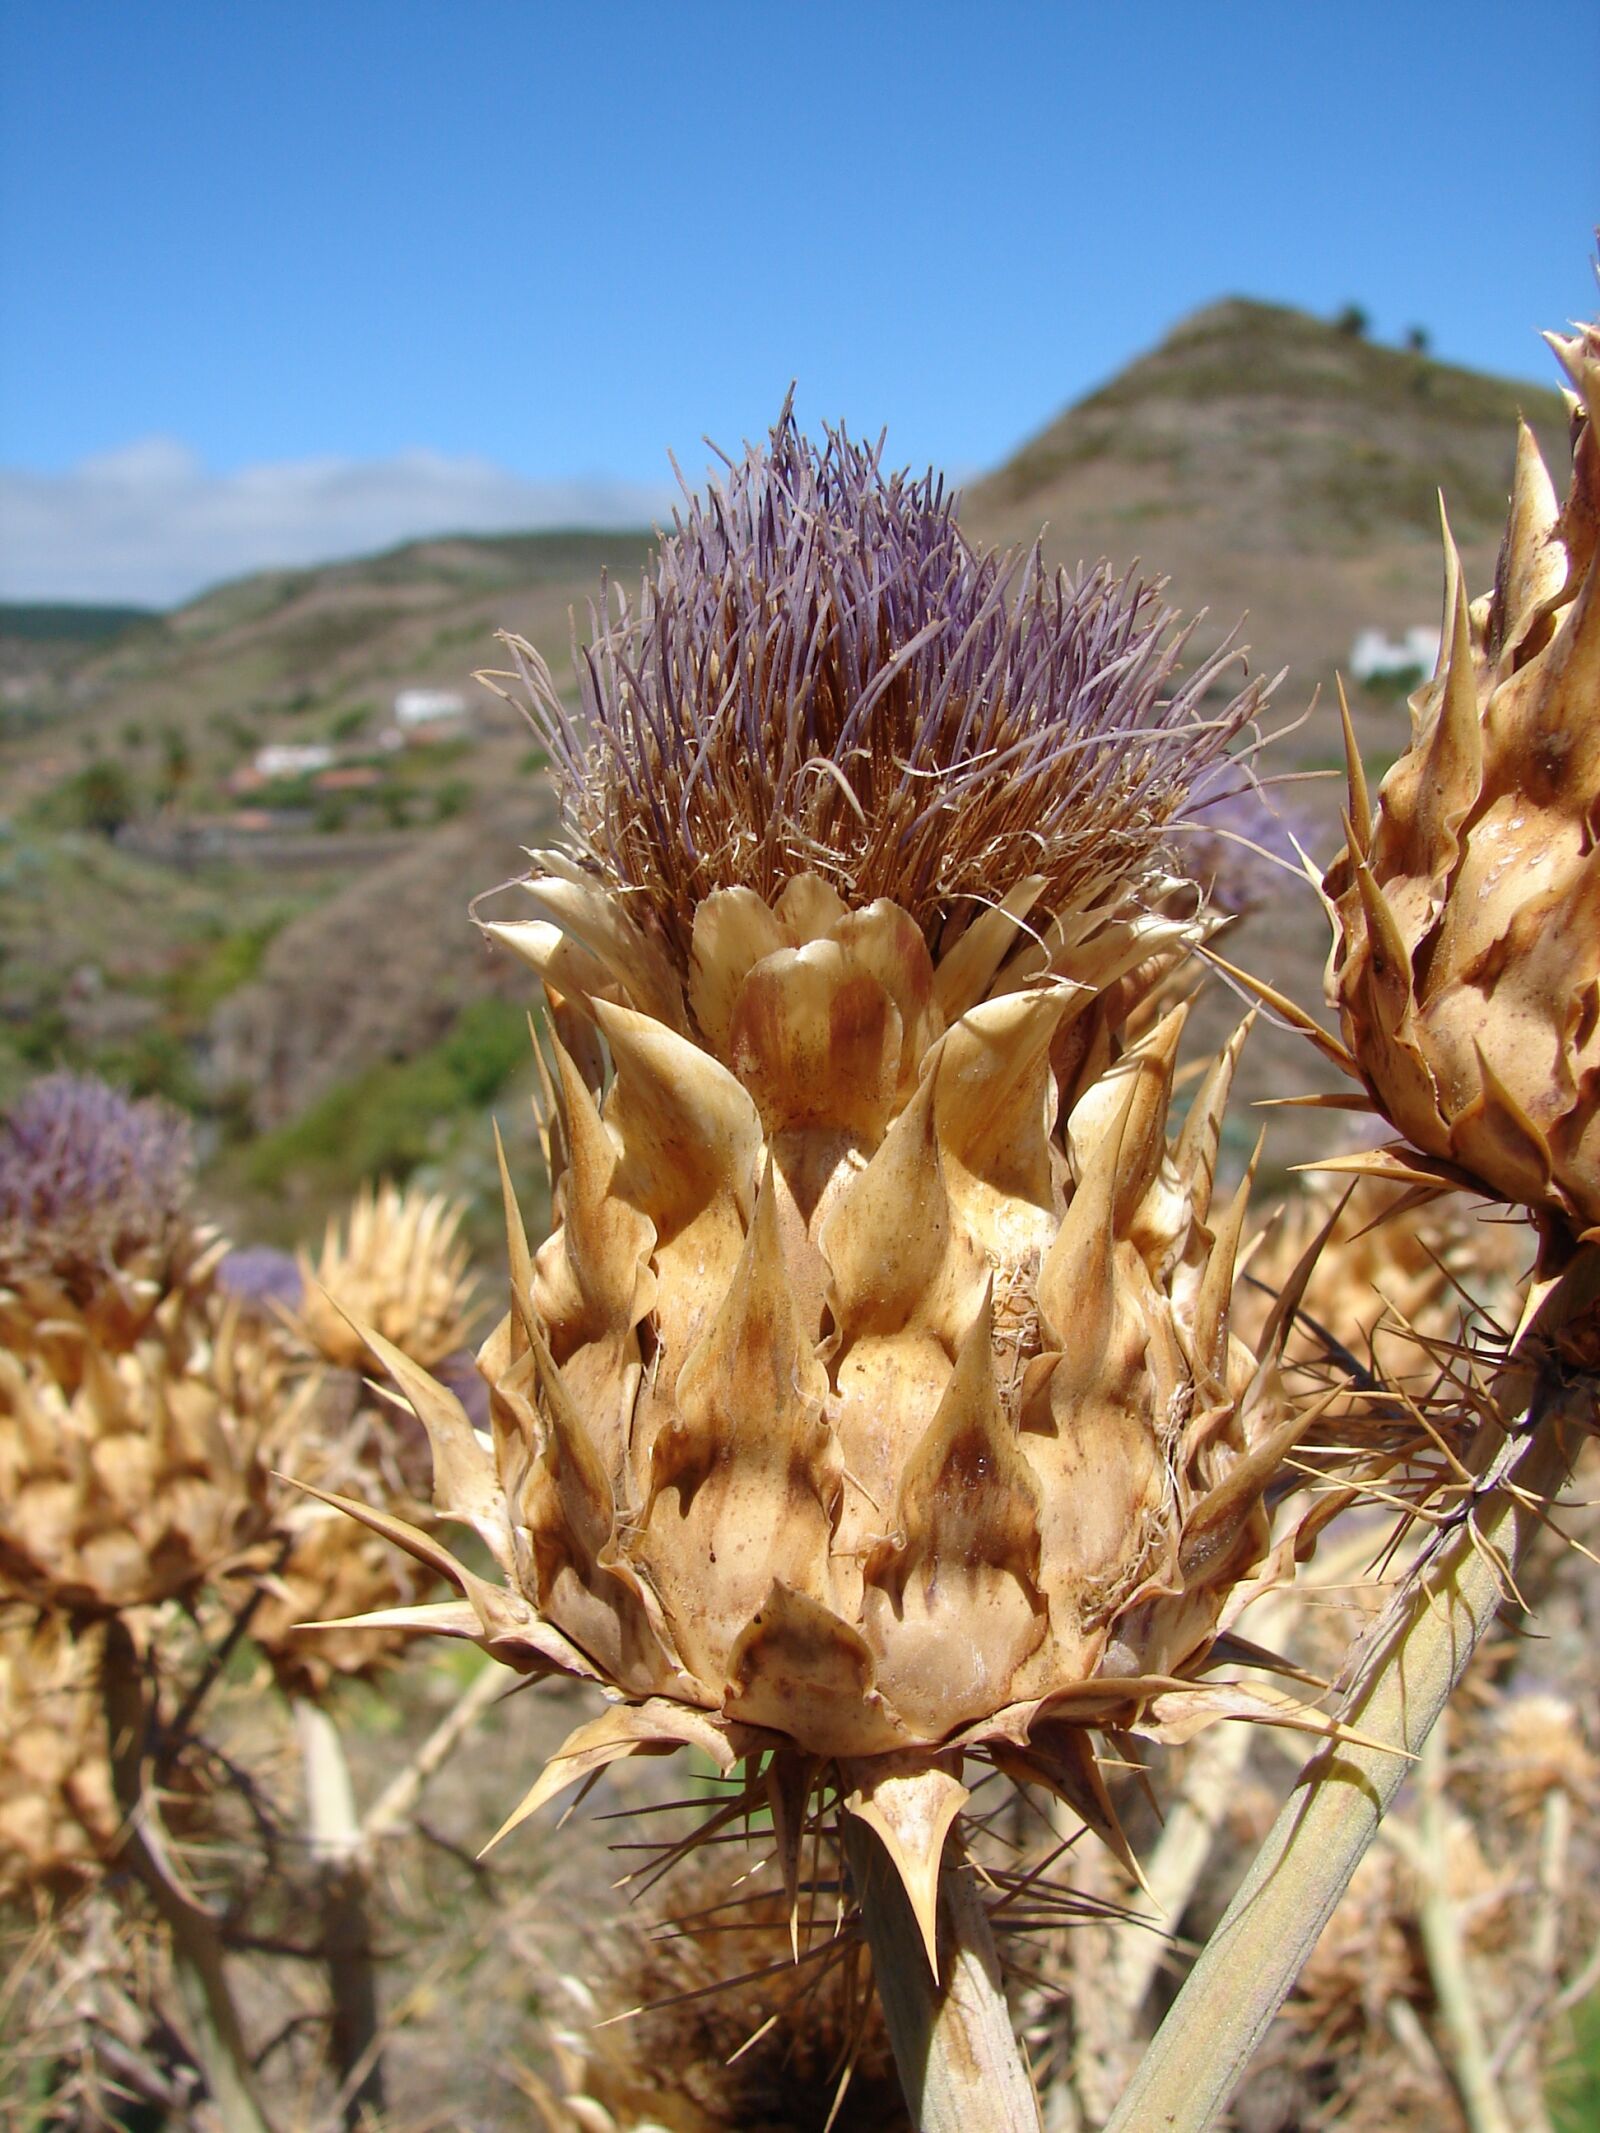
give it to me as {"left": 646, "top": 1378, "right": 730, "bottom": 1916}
{"left": 1325, "top": 315, "right": 1600, "bottom": 1258}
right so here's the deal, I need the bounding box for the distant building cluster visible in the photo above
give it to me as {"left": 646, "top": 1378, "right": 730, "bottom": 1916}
{"left": 253, "top": 742, "right": 334, "bottom": 779}
{"left": 226, "top": 684, "right": 475, "bottom": 803}
{"left": 393, "top": 687, "right": 467, "bottom": 729}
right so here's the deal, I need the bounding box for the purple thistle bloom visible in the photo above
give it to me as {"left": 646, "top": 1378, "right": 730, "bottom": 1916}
{"left": 215, "top": 1244, "right": 304, "bottom": 1313}
{"left": 1173, "top": 764, "right": 1321, "bottom": 916}
{"left": 491, "top": 408, "right": 1278, "bottom": 956}
{"left": 0, "top": 1071, "right": 194, "bottom": 1284}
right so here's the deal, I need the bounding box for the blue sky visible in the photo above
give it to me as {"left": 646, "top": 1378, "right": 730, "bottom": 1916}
{"left": 2, "top": 0, "right": 1597, "bottom": 604}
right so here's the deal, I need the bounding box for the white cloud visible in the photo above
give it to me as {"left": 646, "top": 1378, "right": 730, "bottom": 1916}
{"left": 0, "top": 439, "right": 677, "bottom": 608}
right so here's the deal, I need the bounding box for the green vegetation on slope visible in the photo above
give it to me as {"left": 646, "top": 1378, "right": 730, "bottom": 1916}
{"left": 237, "top": 995, "right": 531, "bottom": 1198}
{"left": 0, "top": 821, "right": 302, "bottom": 1105}
{"left": 1552, "top": 1994, "right": 1600, "bottom": 2129}
{"left": 0, "top": 601, "right": 158, "bottom": 645}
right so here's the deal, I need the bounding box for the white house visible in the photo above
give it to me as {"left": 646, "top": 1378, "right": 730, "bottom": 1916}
{"left": 1349, "top": 626, "right": 1441, "bottom": 684}
{"left": 394, "top": 687, "right": 469, "bottom": 729}
{"left": 254, "top": 742, "right": 335, "bottom": 778}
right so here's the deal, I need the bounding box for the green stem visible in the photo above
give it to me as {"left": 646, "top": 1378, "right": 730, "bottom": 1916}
{"left": 101, "top": 1617, "right": 275, "bottom": 2133}
{"left": 844, "top": 1816, "right": 1042, "bottom": 2133}
{"left": 1103, "top": 1372, "right": 1587, "bottom": 2133}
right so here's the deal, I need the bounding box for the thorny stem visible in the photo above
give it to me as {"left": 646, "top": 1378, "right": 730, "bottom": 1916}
{"left": 1103, "top": 1361, "right": 1590, "bottom": 2133}
{"left": 100, "top": 1617, "right": 275, "bottom": 2133}
{"left": 843, "top": 1815, "right": 1042, "bottom": 2133}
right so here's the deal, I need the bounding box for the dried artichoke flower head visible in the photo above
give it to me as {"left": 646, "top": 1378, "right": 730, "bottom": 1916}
{"left": 293, "top": 1180, "right": 479, "bottom": 1376}
{"left": 0, "top": 1334, "right": 271, "bottom": 1619}
{"left": 245, "top": 1184, "right": 479, "bottom": 1698}
{"left": 0, "top": 1072, "right": 222, "bottom": 1380}
{"left": 326, "top": 412, "right": 1340, "bottom": 1961}
{"left": 1324, "top": 312, "right": 1600, "bottom": 1260}
{"left": 0, "top": 1074, "right": 271, "bottom": 1620}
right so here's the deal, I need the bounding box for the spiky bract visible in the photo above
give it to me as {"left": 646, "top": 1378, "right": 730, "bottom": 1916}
{"left": 240, "top": 1186, "right": 477, "bottom": 1696}
{"left": 1325, "top": 320, "right": 1600, "bottom": 1246}
{"left": 250, "top": 1383, "right": 444, "bottom": 1699}
{"left": 490, "top": 412, "right": 1273, "bottom": 965}
{"left": 1244, "top": 1176, "right": 1526, "bottom": 1395}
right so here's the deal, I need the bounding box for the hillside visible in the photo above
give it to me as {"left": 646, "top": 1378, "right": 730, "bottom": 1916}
{"left": 0, "top": 299, "right": 1578, "bottom": 1230}
{"left": 0, "top": 527, "right": 656, "bottom": 1230}
{"left": 966, "top": 297, "right": 1568, "bottom": 676}
{"left": 962, "top": 300, "right": 1573, "bottom": 1141}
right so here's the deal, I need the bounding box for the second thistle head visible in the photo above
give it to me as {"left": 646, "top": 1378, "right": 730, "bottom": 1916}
{"left": 1324, "top": 308, "right": 1600, "bottom": 1257}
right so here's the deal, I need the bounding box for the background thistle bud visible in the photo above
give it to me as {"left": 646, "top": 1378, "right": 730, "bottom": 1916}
{"left": 0, "top": 1337, "right": 269, "bottom": 1618}
{"left": 0, "top": 1072, "right": 220, "bottom": 1377}
{"left": 293, "top": 1180, "right": 480, "bottom": 1377}
{"left": 333, "top": 412, "right": 1330, "bottom": 1959}
{"left": 245, "top": 1184, "right": 477, "bottom": 1696}
{"left": 1324, "top": 317, "right": 1600, "bottom": 1247}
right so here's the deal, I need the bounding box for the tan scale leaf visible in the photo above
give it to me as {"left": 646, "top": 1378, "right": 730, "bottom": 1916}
{"left": 726, "top": 940, "right": 902, "bottom": 1140}
{"left": 687, "top": 885, "right": 788, "bottom": 1055}
{"left": 637, "top": 1166, "right": 840, "bottom": 1682}
{"left": 930, "top": 877, "right": 1049, "bottom": 1023}
{"left": 829, "top": 900, "right": 942, "bottom": 1100}
{"left": 536, "top": 1033, "right": 657, "bottom": 1357}
{"left": 724, "top": 1580, "right": 907, "bottom": 1758}
{"left": 932, "top": 988, "right": 1073, "bottom": 1230}
{"left": 817, "top": 1069, "right": 985, "bottom": 1353}
{"left": 771, "top": 872, "right": 850, "bottom": 940}
{"left": 842, "top": 1755, "right": 970, "bottom": 1977}
{"left": 518, "top": 853, "right": 688, "bottom": 1033}
{"left": 862, "top": 1290, "right": 1045, "bottom": 1736}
